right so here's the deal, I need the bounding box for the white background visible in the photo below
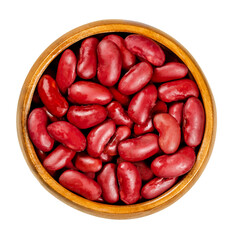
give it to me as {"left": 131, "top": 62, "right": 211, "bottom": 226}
{"left": 1, "top": 0, "right": 239, "bottom": 239}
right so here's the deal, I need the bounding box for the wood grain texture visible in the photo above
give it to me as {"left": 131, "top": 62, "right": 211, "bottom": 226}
{"left": 16, "top": 19, "right": 217, "bottom": 219}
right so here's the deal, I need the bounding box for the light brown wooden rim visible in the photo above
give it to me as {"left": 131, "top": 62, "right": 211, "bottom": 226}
{"left": 16, "top": 19, "right": 217, "bottom": 219}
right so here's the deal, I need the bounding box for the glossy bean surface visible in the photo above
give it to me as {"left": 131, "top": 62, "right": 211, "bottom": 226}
{"left": 107, "top": 101, "right": 133, "bottom": 128}
{"left": 151, "top": 146, "right": 196, "bottom": 178}
{"left": 128, "top": 84, "right": 157, "bottom": 124}
{"left": 133, "top": 161, "right": 154, "bottom": 181}
{"left": 109, "top": 87, "right": 130, "bottom": 106}
{"left": 152, "top": 62, "right": 188, "bottom": 83}
{"left": 104, "top": 126, "right": 131, "bottom": 156}
{"left": 56, "top": 49, "right": 77, "bottom": 94}
{"left": 75, "top": 152, "right": 102, "bottom": 172}
{"left": 87, "top": 120, "right": 116, "bottom": 157}
{"left": 169, "top": 102, "right": 184, "bottom": 125}
{"left": 67, "top": 105, "right": 107, "bottom": 129}
{"left": 59, "top": 170, "right": 102, "bottom": 200}
{"left": 43, "top": 145, "right": 76, "bottom": 171}
{"left": 141, "top": 177, "right": 177, "bottom": 199}
{"left": 183, "top": 97, "right": 205, "bottom": 147}
{"left": 97, "top": 39, "right": 122, "bottom": 86}
{"left": 118, "top": 133, "right": 160, "bottom": 162}
{"left": 117, "top": 162, "right": 142, "bottom": 204}
{"left": 77, "top": 37, "right": 99, "bottom": 79}
{"left": 68, "top": 81, "right": 112, "bottom": 105}
{"left": 134, "top": 118, "right": 154, "bottom": 136}
{"left": 153, "top": 113, "right": 181, "bottom": 154}
{"left": 97, "top": 163, "right": 119, "bottom": 203}
{"left": 125, "top": 34, "right": 165, "bottom": 66}
{"left": 118, "top": 62, "right": 153, "bottom": 95}
{"left": 103, "top": 34, "right": 136, "bottom": 70}
{"left": 28, "top": 108, "right": 54, "bottom": 152}
{"left": 38, "top": 75, "right": 69, "bottom": 117}
{"left": 47, "top": 121, "right": 86, "bottom": 152}
{"left": 158, "top": 79, "right": 199, "bottom": 102}
{"left": 151, "top": 100, "right": 168, "bottom": 115}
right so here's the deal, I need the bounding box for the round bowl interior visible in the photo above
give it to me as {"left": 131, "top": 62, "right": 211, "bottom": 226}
{"left": 17, "top": 19, "right": 216, "bottom": 219}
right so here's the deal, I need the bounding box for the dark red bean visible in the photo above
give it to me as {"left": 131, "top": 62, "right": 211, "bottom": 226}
{"left": 85, "top": 172, "right": 96, "bottom": 179}
{"left": 107, "top": 101, "right": 133, "bottom": 128}
{"left": 169, "top": 102, "right": 184, "bottom": 125}
{"left": 67, "top": 105, "right": 107, "bottom": 129}
{"left": 134, "top": 118, "right": 154, "bottom": 136}
{"left": 133, "top": 161, "right": 154, "bottom": 181}
{"left": 103, "top": 34, "right": 136, "bottom": 70}
{"left": 59, "top": 170, "right": 102, "bottom": 200}
{"left": 47, "top": 121, "right": 86, "bottom": 152}
{"left": 151, "top": 100, "right": 168, "bottom": 115}
{"left": 118, "top": 133, "right": 160, "bottom": 162}
{"left": 97, "top": 39, "right": 122, "bottom": 86}
{"left": 118, "top": 62, "right": 153, "bottom": 95}
{"left": 35, "top": 148, "right": 47, "bottom": 162}
{"left": 117, "top": 162, "right": 142, "bottom": 204}
{"left": 43, "top": 145, "right": 76, "bottom": 171}
{"left": 42, "top": 106, "right": 64, "bottom": 122}
{"left": 183, "top": 97, "right": 205, "bottom": 147}
{"left": 128, "top": 84, "right": 157, "bottom": 125}
{"left": 153, "top": 113, "right": 181, "bottom": 154}
{"left": 158, "top": 79, "right": 199, "bottom": 102}
{"left": 75, "top": 152, "right": 102, "bottom": 173}
{"left": 28, "top": 108, "right": 54, "bottom": 152}
{"left": 99, "top": 152, "right": 113, "bottom": 163}
{"left": 104, "top": 126, "right": 131, "bottom": 156}
{"left": 87, "top": 120, "right": 116, "bottom": 157}
{"left": 141, "top": 177, "right": 178, "bottom": 199}
{"left": 65, "top": 160, "right": 78, "bottom": 170}
{"left": 38, "top": 75, "right": 69, "bottom": 117}
{"left": 68, "top": 81, "right": 112, "bottom": 105}
{"left": 151, "top": 146, "right": 196, "bottom": 178}
{"left": 97, "top": 163, "right": 119, "bottom": 203}
{"left": 152, "top": 62, "right": 188, "bottom": 83}
{"left": 77, "top": 37, "right": 99, "bottom": 79}
{"left": 56, "top": 49, "right": 77, "bottom": 94}
{"left": 109, "top": 87, "right": 130, "bottom": 107}
{"left": 125, "top": 34, "right": 165, "bottom": 66}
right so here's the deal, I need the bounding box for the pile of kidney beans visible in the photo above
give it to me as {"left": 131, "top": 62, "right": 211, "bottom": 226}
{"left": 28, "top": 33, "right": 205, "bottom": 205}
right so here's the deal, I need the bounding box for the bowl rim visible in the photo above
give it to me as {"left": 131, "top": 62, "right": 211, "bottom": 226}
{"left": 17, "top": 19, "right": 217, "bottom": 219}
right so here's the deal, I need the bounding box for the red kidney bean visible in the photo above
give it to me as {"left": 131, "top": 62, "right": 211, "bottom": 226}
{"left": 38, "top": 75, "right": 69, "bottom": 117}
{"left": 32, "top": 91, "right": 41, "bottom": 104}
{"left": 152, "top": 62, "right": 188, "bottom": 83}
{"left": 28, "top": 108, "right": 54, "bottom": 152}
{"left": 56, "top": 49, "right": 77, "bottom": 94}
{"left": 75, "top": 152, "right": 102, "bottom": 173}
{"left": 169, "top": 102, "right": 184, "bottom": 125}
{"left": 158, "top": 79, "right": 199, "bottom": 102}
{"left": 43, "top": 145, "right": 76, "bottom": 171}
{"left": 118, "top": 62, "right": 153, "bottom": 95}
{"left": 42, "top": 106, "right": 63, "bottom": 122}
{"left": 47, "top": 121, "right": 86, "bottom": 152}
{"left": 134, "top": 118, "right": 154, "bottom": 136}
{"left": 67, "top": 105, "right": 107, "bottom": 129}
{"left": 104, "top": 126, "right": 131, "bottom": 156}
{"left": 59, "top": 170, "right": 102, "bottom": 200}
{"left": 77, "top": 37, "right": 99, "bottom": 79}
{"left": 107, "top": 101, "right": 133, "bottom": 128}
{"left": 97, "top": 39, "right": 122, "bottom": 86}
{"left": 109, "top": 87, "right": 130, "bottom": 106}
{"left": 68, "top": 81, "right": 112, "bottom": 105}
{"left": 85, "top": 172, "right": 96, "bottom": 179}
{"left": 103, "top": 34, "right": 136, "bottom": 70}
{"left": 117, "top": 162, "right": 142, "bottom": 204}
{"left": 183, "top": 97, "right": 205, "bottom": 147}
{"left": 141, "top": 177, "right": 178, "bottom": 199}
{"left": 35, "top": 148, "right": 47, "bottom": 162}
{"left": 65, "top": 160, "right": 78, "bottom": 170}
{"left": 125, "top": 34, "right": 165, "bottom": 66}
{"left": 153, "top": 113, "right": 181, "bottom": 154}
{"left": 99, "top": 152, "right": 113, "bottom": 162}
{"left": 97, "top": 163, "right": 119, "bottom": 203}
{"left": 128, "top": 84, "right": 157, "bottom": 124}
{"left": 151, "top": 100, "right": 168, "bottom": 115}
{"left": 133, "top": 161, "right": 154, "bottom": 181}
{"left": 87, "top": 120, "right": 116, "bottom": 157}
{"left": 151, "top": 146, "right": 196, "bottom": 178}
{"left": 118, "top": 133, "right": 160, "bottom": 162}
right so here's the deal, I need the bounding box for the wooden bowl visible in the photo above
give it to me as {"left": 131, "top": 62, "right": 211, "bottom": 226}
{"left": 17, "top": 20, "right": 216, "bottom": 219}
